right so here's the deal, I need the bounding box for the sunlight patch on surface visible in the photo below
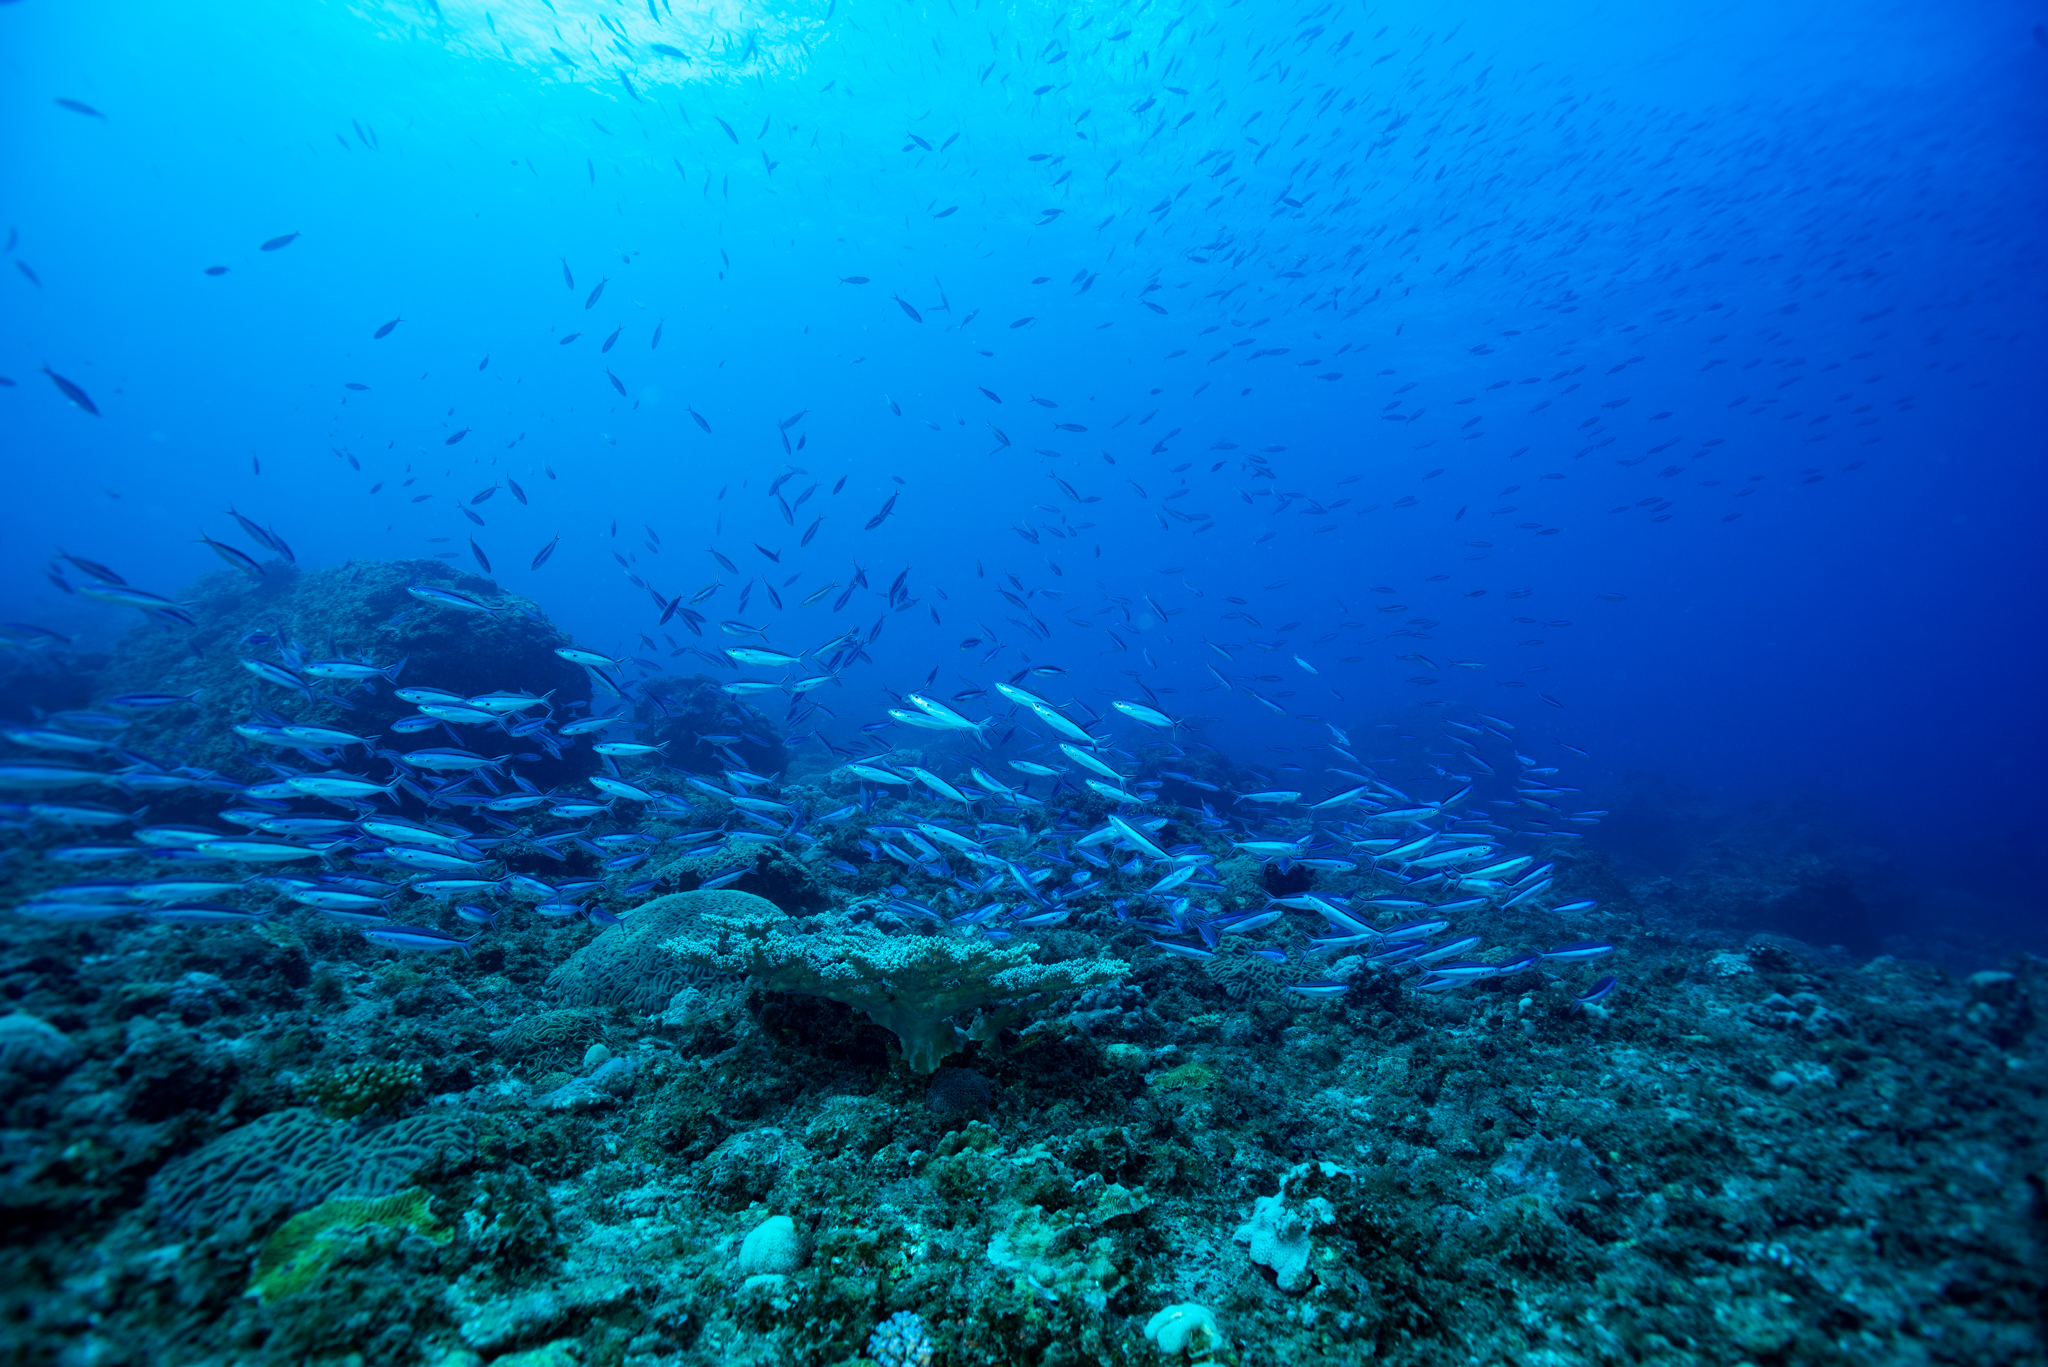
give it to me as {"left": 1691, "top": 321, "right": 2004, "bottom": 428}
{"left": 347, "top": 0, "right": 822, "bottom": 90}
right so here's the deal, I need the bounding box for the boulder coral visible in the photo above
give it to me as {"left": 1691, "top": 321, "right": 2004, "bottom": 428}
{"left": 662, "top": 911, "right": 1129, "bottom": 1073}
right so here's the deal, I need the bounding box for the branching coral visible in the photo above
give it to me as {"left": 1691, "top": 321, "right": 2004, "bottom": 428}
{"left": 662, "top": 912, "right": 1129, "bottom": 1074}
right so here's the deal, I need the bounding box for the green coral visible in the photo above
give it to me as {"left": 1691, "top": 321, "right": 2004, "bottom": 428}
{"left": 306, "top": 1061, "right": 423, "bottom": 1120}
{"left": 662, "top": 912, "right": 1129, "bottom": 1074}
{"left": 250, "top": 1187, "right": 448, "bottom": 1302}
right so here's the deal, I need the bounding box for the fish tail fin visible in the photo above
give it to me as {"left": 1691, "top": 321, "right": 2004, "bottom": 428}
{"left": 382, "top": 656, "right": 409, "bottom": 683}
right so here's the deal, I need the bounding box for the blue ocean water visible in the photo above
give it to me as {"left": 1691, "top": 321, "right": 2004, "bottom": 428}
{"left": 2, "top": 2, "right": 2046, "bottom": 1362}
{"left": 7, "top": 0, "right": 2041, "bottom": 942}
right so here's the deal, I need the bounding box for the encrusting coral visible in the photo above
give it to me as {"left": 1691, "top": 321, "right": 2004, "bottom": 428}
{"left": 661, "top": 911, "right": 1129, "bottom": 1073}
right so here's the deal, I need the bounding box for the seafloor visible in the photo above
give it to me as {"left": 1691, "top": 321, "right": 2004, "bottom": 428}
{"left": 1, "top": 563, "right": 2042, "bottom": 1367}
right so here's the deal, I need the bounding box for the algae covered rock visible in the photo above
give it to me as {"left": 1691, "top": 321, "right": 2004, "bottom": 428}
{"left": 662, "top": 911, "right": 1129, "bottom": 1074}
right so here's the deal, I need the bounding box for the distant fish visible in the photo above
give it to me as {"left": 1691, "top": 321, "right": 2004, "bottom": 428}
{"left": 42, "top": 367, "right": 98, "bottom": 416}
{"left": 223, "top": 508, "right": 294, "bottom": 563}
{"left": 373, "top": 317, "right": 402, "bottom": 339}
{"left": 260, "top": 232, "right": 300, "bottom": 251}
{"left": 55, "top": 98, "right": 106, "bottom": 118}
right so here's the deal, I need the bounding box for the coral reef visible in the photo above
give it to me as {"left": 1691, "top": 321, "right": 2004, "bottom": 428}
{"left": 0, "top": 854, "right": 2041, "bottom": 1367}
{"left": 89, "top": 558, "right": 595, "bottom": 787}
{"left": 491, "top": 1009, "right": 610, "bottom": 1064}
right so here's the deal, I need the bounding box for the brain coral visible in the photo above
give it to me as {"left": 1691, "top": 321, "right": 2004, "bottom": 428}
{"left": 148, "top": 1108, "right": 471, "bottom": 1235}
{"left": 546, "top": 889, "right": 781, "bottom": 1014}
{"left": 489, "top": 1008, "right": 609, "bottom": 1062}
